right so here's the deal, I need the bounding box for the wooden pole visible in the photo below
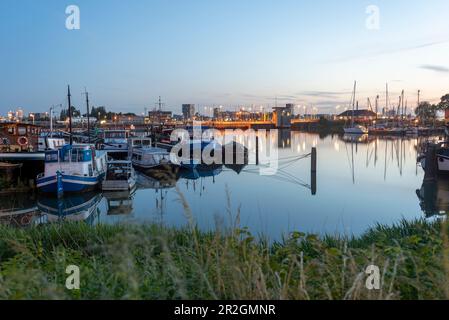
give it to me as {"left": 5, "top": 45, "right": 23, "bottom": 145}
{"left": 256, "top": 136, "right": 259, "bottom": 165}
{"left": 311, "top": 147, "right": 317, "bottom": 195}
{"left": 424, "top": 143, "right": 438, "bottom": 182}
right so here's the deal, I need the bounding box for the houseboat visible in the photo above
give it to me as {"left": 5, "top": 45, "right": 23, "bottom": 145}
{"left": 36, "top": 144, "right": 107, "bottom": 194}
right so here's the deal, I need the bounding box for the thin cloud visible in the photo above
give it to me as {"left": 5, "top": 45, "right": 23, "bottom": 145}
{"left": 298, "top": 90, "right": 352, "bottom": 99}
{"left": 328, "top": 37, "right": 449, "bottom": 63}
{"left": 419, "top": 65, "right": 449, "bottom": 73}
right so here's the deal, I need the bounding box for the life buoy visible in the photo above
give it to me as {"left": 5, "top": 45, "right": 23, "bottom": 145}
{"left": 18, "top": 136, "right": 28, "bottom": 146}
{"left": 20, "top": 214, "right": 32, "bottom": 225}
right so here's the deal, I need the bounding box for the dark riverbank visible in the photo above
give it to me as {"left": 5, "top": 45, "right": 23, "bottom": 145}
{"left": 0, "top": 219, "right": 448, "bottom": 300}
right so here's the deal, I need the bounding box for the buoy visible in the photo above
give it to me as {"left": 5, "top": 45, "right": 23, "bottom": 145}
{"left": 17, "top": 136, "right": 28, "bottom": 146}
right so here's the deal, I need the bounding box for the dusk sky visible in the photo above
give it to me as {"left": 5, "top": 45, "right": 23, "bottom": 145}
{"left": 1, "top": 0, "right": 449, "bottom": 115}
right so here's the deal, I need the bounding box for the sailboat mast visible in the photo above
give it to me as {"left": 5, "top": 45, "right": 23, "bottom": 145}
{"left": 386, "top": 83, "right": 389, "bottom": 114}
{"left": 418, "top": 90, "right": 421, "bottom": 124}
{"left": 352, "top": 81, "right": 356, "bottom": 127}
{"left": 68, "top": 85, "right": 73, "bottom": 145}
{"left": 375, "top": 95, "right": 379, "bottom": 118}
{"left": 401, "top": 90, "right": 405, "bottom": 124}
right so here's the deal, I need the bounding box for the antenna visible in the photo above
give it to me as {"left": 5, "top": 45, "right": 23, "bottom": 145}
{"left": 154, "top": 96, "right": 166, "bottom": 125}
{"left": 83, "top": 88, "right": 91, "bottom": 143}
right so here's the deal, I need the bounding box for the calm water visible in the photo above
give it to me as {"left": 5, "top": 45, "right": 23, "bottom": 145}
{"left": 0, "top": 132, "right": 442, "bottom": 239}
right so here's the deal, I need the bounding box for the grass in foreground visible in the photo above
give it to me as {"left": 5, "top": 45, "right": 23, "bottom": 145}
{"left": 0, "top": 218, "right": 449, "bottom": 300}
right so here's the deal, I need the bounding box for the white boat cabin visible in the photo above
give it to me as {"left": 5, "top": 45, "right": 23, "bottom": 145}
{"left": 132, "top": 147, "right": 171, "bottom": 169}
{"left": 102, "top": 130, "right": 130, "bottom": 151}
{"left": 43, "top": 144, "right": 107, "bottom": 178}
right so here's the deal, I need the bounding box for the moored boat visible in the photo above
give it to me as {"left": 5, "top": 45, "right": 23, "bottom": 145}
{"left": 102, "top": 160, "right": 137, "bottom": 191}
{"left": 36, "top": 144, "right": 107, "bottom": 194}
{"left": 344, "top": 125, "right": 369, "bottom": 135}
{"left": 132, "top": 147, "right": 173, "bottom": 172}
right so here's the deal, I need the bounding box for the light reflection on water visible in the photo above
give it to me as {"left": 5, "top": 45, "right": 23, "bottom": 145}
{"left": 0, "top": 131, "right": 442, "bottom": 239}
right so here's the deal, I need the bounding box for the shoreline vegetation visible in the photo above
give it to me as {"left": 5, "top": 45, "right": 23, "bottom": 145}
{"left": 1, "top": 218, "right": 449, "bottom": 300}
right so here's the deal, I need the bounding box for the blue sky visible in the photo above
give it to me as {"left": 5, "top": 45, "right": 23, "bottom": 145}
{"left": 1, "top": 0, "right": 449, "bottom": 115}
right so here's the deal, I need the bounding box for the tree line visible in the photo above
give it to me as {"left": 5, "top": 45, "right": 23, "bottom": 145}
{"left": 415, "top": 94, "right": 449, "bottom": 121}
{"left": 60, "top": 106, "right": 137, "bottom": 121}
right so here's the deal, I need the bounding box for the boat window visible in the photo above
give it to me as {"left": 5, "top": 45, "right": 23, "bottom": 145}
{"left": 71, "top": 150, "right": 79, "bottom": 162}
{"left": 7, "top": 127, "right": 15, "bottom": 135}
{"left": 143, "top": 140, "right": 151, "bottom": 146}
{"left": 63, "top": 150, "right": 70, "bottom": 162}
{"left": 45, "top": 152, "right": 58, "bottom": 162}
{"left": 18, "top": 127, "right": 26, "bottom": 135}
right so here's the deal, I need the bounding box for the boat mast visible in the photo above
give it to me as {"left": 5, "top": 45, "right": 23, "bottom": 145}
{"left": 386, "top": 83, "right": 389, "bottom": 113}
{"left": 385, "top": 83, "right": 389, "bottom": 126}
{"left": 417, "top": 90, "right": 421, "bottom": 124}
{"left": 84, "top": 88, "right": 91, "bottom": 143}
{"left": 375, "top": 95, "right": 379, "bottom": 119}
{"left": 67, "top": 85, "right": 73, "bottom": 145}
{"left": 351, "top": 81, "right": 356, "bottom": 127}
{"left": 401, "top": 90, "right": 405, "bottom": 125}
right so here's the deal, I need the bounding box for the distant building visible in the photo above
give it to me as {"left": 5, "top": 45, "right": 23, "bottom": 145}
{"left": 182, "top": 104, "right": 195, "bottom": 120}
{"left": 66, "top": 116, "right": 98, "bottom": 125}
{"left": 338, "top": 110, "right": 377, "bottom": 120}
{"left": 213, "top": 107, "right": 222, "bottom": 120}
{"left": 272, "top": 104, "right": 294, "bottom": 128}
{"left": 172, "top": 114, "right": 184, "bottom": 121}
{"left": 30, "top": 112, "right": 49, "bottom": 121}
{"left": 15, "top": 108, "right": 24, "bottom": 121}
{"left": 148, "top": 110, "right": 173, "bottom": 124}
{"left": 116, "top": 114, "right": 145, "bottom": 125}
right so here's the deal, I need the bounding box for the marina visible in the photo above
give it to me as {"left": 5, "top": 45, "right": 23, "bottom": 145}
{"left": 4, "top": 0, "right": 449, "bottom": 302}
{"left": 0, "top": 130, "right": 439, "bottom": 238}
{"left": 0, "top": 81, "right": 447, "bottom": 238}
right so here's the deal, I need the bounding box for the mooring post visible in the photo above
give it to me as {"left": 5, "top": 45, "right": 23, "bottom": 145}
{"left": 256, "top": 136, "right": 259, "bottom": 165}
{"left": 57, "top": 171, "right": 64, "bottom": 199}
{"left": 311, "top": 147, "right": 317, "bottom": 195}
{"left": 424, "top": 143, "right": 438, "bottom": 182}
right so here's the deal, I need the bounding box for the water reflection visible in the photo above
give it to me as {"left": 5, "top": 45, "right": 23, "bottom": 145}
{"left": 416, "top": 178, "right": 449, "bottom": 218}
{"left": 0, "top": 132, "right": 446, "bottom": 237}
{"left": 0, "top": 193, "right": 43, "bottom": 227}
{"left": 104, "top": 190, "right": 136, "bottom": 216}
{"left": 37, "top": 192, "right": 102, "bottom": 224}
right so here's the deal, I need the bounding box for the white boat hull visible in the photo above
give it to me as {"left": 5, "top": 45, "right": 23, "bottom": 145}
{"left": 344, "top": 126, "right": 368, "bottom": 134}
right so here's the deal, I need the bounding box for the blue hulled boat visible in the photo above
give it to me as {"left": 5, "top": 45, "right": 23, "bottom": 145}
{"left": 36, "top": 144, "right": 107, "bottom": 194}
{"left": 173, "top": 140, "right": 222, "bottom": 170}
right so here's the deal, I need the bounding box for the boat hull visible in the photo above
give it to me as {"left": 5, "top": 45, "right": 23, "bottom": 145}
{"left": 102, "top": 179, "right": 136, "bottom": 191}
{"left": 343, "top": 127, "right": 368, "bottom": 134}
{"left": 37, "top": 174, "right": 103, "bottom": 193}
